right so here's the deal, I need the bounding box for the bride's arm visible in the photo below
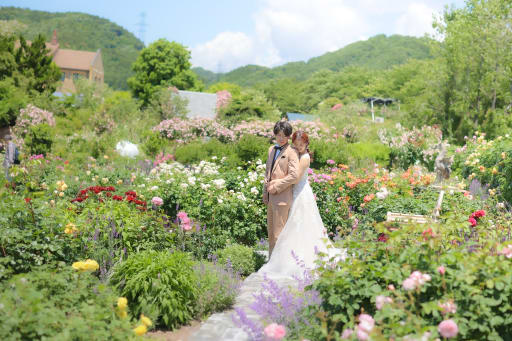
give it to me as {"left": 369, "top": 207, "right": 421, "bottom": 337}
{"left": 293, "top": 155, "right": 310, "bottom": 184}
{"left": 270, "top": 154, "right": 310, "bottom": 188}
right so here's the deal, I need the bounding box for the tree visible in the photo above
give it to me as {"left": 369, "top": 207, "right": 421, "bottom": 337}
{"left": 425, "top": 0, "right": 512, "bottom": 141}
{"left": 206, "top": 82, "right": 241, "bottom": 96}
{"left": 13, "top": 34, "right": 60, "bottom": 93}
{"left": 0, "top": 34, "right": 60, "bottom": 94}
{"left": 262, "top": 78, "right": 303, "bottom": 113}
{"left": 127, "top": 39, "right": 203, "bottom": 106}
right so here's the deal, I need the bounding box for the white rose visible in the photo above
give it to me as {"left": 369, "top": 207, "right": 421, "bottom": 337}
{"left": 151, "top": 186, "right": 159, "bottom": 191}
{"left": 250, "top": 187, "right": 259, "bottom": 195}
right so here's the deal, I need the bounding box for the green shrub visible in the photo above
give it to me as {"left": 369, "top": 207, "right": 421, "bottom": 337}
{"left": 141, "top": 130, "right": 167, "bottom": 157}
{"left": 310, "top": 234, "right": 512, "bottom": 340}
{"left": 457, "top": 133, "right": 512, "bottom": 204}
{"left": 219, "top": 89, "right": 281, "bottom": 125}
{"left": 0, "top": 264, "right": 136, "bottom": 341}
{"left": 235, "top": 135, "right": 269, "bottom": 163}
{"left": 0, "top": 78, "right": 28, "bottom": 126}
{"left": 216, "top": 243, "right": 257, "bottom": 276}
{"left": 110, "top": 250, "right": 198, "bottom": 329}
{"left": 24, "top": 123, "right": 54, "bottom": 155}
{"left": 146, "top": 87, "right": 189, "bottom": 120}
{"left": 194, "top": 260, "right": 240, "bottom": 318}
{"left": 174, "top": 139, "right": 240, "bottom": 166}
{"left": 309, "top": 138, "right": 349, "bottom": 169}
{"left": 346, "top": 142, "right": 390, "bottom": 167}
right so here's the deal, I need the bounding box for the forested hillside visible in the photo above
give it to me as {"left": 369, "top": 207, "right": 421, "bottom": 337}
{"left": 0, "top": 7, "right": 144, "bottom": 89}
{"left": 193, "top": 34, "right": 433, "bottom": 87}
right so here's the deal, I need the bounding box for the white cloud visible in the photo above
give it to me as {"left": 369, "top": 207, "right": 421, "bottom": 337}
{"left": 395, "top": 2, "right": 437, "bottom": 37}
{"left": 191, "top": 1, "right": 450, "bottom": 72}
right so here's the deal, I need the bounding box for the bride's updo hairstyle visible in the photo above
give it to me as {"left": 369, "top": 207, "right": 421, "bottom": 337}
{"left": 292, "top": 130, "right": 312, "bottom": 158}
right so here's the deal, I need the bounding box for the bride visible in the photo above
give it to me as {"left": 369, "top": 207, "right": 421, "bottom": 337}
{"left": 259, "top": 130, "right": 346, "bottom": 279}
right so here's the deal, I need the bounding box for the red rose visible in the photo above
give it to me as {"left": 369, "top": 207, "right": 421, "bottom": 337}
{"left": 378, "top": 233, "right": 389, "bottom": 242}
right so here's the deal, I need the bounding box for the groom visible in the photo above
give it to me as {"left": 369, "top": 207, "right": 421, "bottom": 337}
{"left": 263, "top": 121, "right": 299, "bottom": 257}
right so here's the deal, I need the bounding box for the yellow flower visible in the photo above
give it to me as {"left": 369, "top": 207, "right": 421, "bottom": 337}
{"left": 489, "top": 189, "right": 496, "bottom": 196}
{"left": 56, "top": 180, "right": 68, "bottom": 192}
{"left": 118, "top": 310, "right": 128, "bottom": 319}
{"left": 59, "top": 192, "right": 64, "bottom": 197}
{"left": 140, "top": 314, "right": 152, "bottom": 327}
{"left": 492, "top": 168, "right": 498, "bottom": 175}
{"left": 102, "top": 177, "right": 109, "bottom": 184}
{"left": 64, "top": 223, "right": 78, "bottom": 235}
{"left": 83, "top": 259, "right": 99, "bottom": 271}
{"left": 117, "top": 297, "right": 128, "bottom": 310}
{"left": 72, "top": 261, "right": 84, "bottom": 270}
{"left": 133, "top": 325, "right": 147, "bottom": 336}
{"left": 117, "top": 179, "right": 123, "bottom": 185}
{"left": 502, "top": 152, "right": 507, "bottom": 159}
{"left": 72, "top": 259, "right": 99, "bottom": 271}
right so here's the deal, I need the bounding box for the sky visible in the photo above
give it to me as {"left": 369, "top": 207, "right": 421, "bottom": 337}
{"left": 1, "top": 0, "right": 466, "bottom": 73}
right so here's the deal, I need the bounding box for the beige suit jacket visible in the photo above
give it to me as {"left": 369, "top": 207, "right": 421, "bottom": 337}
{"left": 262, "top": 144, "right": 299, "bottom": 206}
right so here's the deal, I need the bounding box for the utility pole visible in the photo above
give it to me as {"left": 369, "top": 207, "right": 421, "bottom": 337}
{"left": 136, "top": 12, "right": 147, "bottom": 45}
{"left": 371, "top": 99, "right": 375, "bottom": 122}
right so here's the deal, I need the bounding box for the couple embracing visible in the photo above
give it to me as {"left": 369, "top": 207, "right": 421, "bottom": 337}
{"left": 260, "top": 121, "right": 345, "bottom": 279}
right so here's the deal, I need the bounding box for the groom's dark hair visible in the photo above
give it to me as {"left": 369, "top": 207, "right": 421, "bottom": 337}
{"left": 273, "top": 120, "right": 293, "bottom": 137}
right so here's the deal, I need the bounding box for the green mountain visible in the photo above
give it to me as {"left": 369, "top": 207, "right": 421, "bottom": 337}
{"left": 0, "top": 7, "right": 144, "bottom": 89}
{"left": 193, "top": 34, "right": 433, "bottom": 87}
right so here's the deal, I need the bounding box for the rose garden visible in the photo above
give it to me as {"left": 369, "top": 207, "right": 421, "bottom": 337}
{"left": 2, "top": 1, "right": 512, "bottom": 340}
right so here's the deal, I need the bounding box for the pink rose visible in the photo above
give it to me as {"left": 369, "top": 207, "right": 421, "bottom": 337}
{"left": 356, "top": 329, "right": 369, "bottom": 340}
{"left": 439, "top": 300, "right": 457, "bottom": 315}
{"left": 438, "top": 319, "right": 458, "bottom": 338}
{"left": 438, "top": 266, "right": 446, "bottom": 275}
{"left": 376, "top": 295, "right": 393, "bottom": 310}
{"left": 358, "top": 314, "right": 374, "bottom": 333}
{"left": 264, "top": 323, "right": 286, "bottom": 340}
{"left": 341, "top": 328, "right": 353, "bottom": 339}
{"left": 388, "top": 284, "right": 395, "bottom": 291}
{"left": 402, "top": 278, "right": 416, "bottom": 291}
{"left": 151, "top": 196, "right": 163, "bottom": 206}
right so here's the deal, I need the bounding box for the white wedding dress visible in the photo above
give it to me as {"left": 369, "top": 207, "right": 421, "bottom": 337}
{"left": 258, "top": 154, "right": 346, "bottom": 279}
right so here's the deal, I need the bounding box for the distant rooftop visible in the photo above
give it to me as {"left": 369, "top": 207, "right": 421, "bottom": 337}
{"left": 286, "top": 113, "right": 316, "bottom": 121}
{"left": 178, "top": 90, "right": 217, "bottom": 119}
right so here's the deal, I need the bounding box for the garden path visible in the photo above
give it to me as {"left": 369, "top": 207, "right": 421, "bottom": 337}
{"left": 191, "top": 252, "right": 296, "bottom": 341}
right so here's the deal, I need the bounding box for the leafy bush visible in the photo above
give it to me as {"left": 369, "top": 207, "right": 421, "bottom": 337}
{"left": 379, "top": 125, "right": 442, "bottom": 171}
{"left": 146, "top": 87, "right": 189, "bottom": 120}
{"left": 110, "top": 250, "right": 198, "bottom": 329}
{"left": 235, "top": 135, "right": 269, "bottom": 163}
{"left": 218, "top": 89, "right": 281, "bottom": 125}
{"left": 310, "top": 230, "right": 512, "bottom": 340}
{"left": 346, "top": 142, "right": 390, "bottom": 167}
{"left": 194, "top": 260, "right": 240, "bottom": 318}
{"left": 0, "top": 78, "right": 28, "bottom": 126}
{"left": 0, "top": 264, "right": 136, "bottom": 341}
{"left": 141, "top": 130, "right": 168, "bottom": 157}
{"left": 309, "top": 138, "right": 349, "bottom": 169}
{"left": 24, "top": 123, "right": 54, "bottom": 155}
{"left": 456, "top": 133, "right": 512, "bottom": 204}
{"left": 174, "top": 139, "right": 240, "bottom": 166}
{"left": 90, "top": 110, "right": 116, "bottom": 135}
{"left": 215, "top": 243, "right": 257, "bottom": 276}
